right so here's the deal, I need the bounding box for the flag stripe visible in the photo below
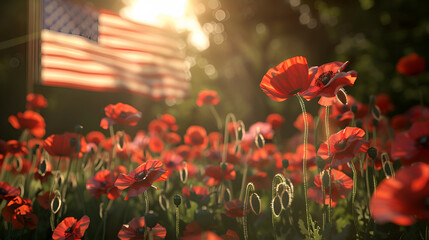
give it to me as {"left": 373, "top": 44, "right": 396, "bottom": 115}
{"left": 41, "top": 1, "right": 190, "bottom": 100}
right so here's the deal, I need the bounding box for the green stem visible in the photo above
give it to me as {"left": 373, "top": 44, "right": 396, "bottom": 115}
{"left": 209, "top": 105, "right": 223, "bottom": 130}
{"left": 239, "top": 149, "right": 252, "bottom": 201}
{"left": 325, "top": 106, "right": 333, "bottom": 224}
{"left": 144, "top": 191, "right": 149, "bottom": 214}
{"left": 243, "top": 183, "right": 255, "bottom": 240}
{"left": 176, "top": 206, "right": 180, "bottom": 239}
{"left": 297, "top": 94, "right": 310, "bottom": 232}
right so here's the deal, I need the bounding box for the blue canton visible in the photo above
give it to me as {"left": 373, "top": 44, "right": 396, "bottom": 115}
{"left": 43, "top": 0, "right": 99, "bottom": 42}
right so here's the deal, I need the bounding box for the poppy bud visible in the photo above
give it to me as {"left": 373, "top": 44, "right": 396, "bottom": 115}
{"left": 250, "top": 193, "right": 261, "bottom": 216}
{"left": 282, "top": 159, "right": 289, "bottom": 169}
{"left": 367, "top": 147, "right": 378, "bottom": 159}
{"left": 159, "top": 194, "right": 169, "bottom": 211}
{"left": 280, "top": 190, "right": 292, "bottom": 209}
{"left": 355, "top": 120, "right": 363, "bottom": 129}
{"left": 336, "top": 88, "right": 348, "bottom": 105}
{"left": 145, "top": 211, "right": 158, "bottom": 229}
{"left": 32, "top": 144, "right": 40, "bottom": 155}
{"left": 351, "top": 104, "right": 358, "bottom": 114}
{"left": 221, "top": 162, "right": 227, "bottom": 171}
{"left": 38, "top": 158, "right": 47, "bottom": 176}
{"left": 173, "top": 194, "right": 181, "bottom": 207}
{"left": 372, "top": 106, "right": 381, "bottom": 120}
{"left": 237, "top": 126, "right": 245, "bottom": 141}
{"left": 255, "top": 133, "right": 265, "bottom": 149}
{"left": 195, "top": 207, "right": 212, "bottom": 229}
{"left": 271, "top": 195, "right": 282, "bottom": 217}
{"left": 224, "top": 188, "right": 232, "bottom": 202}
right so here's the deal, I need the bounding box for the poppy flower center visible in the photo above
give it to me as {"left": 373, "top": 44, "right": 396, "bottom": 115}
{"left": 65, "top": 226, "right": 74, "bottom": 234}
{"left": 135, "top": 171, "right": 147, "bottom": 180}
{"left": 137, "top": 227, "right": 145, "bottom": 235}
{"left": 334, "top": 140, "right": 347, "bottom": 150}
{"left": 418, "top": 136, "right": 429, "bottom": 149}
{"left": 120, "top": 112, "right": 127, "bottom": 118}
{"left": 289, "top": 88, "right": 302, "bottom": 96}
{"left": 0, "top": 189, "right": 8, "bottom": 195}
{"left": 316, "top": 71, "right": 334, "bottom": 87}
{"left": 101, "top": 181, "right": 108, "bottom": 186}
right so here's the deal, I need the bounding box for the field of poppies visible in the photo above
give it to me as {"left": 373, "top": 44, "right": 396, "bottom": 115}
{"left": 0, "top": 53, "right": 428, "bottom": 239}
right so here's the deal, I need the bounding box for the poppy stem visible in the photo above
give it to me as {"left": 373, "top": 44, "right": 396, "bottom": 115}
{"left": 239, "top": 149, "right": 252, "bottom": 201}
{"left": 350, "top": 160, "right": 359, "bottom": 232}
{"left": 325, "top": 106, "right": 333, "bottom": 224}
{"left": 243, "top": 182, "right": 255, "bottom": 240}
{"left": 221, "top": 113, "right": 239, "bottom": 164}
{"left": 144, "top": 191, "right": 150, "bottom": 215}
{"left": 175, "top": 206, "right": 180, "bottom": 239}
{"left": 296, "top": 94, "right": 310, "bottom": 232}
{"left": 109, "top": 125, "right": 117, "bottom": 164}
{"left": 209, "top": 105, "right": 223, "bottom": 130}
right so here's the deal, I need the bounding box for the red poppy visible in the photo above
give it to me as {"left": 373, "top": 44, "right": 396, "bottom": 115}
{"left": 301, "top": 61, "right": 357, "bottom": 106}
{"left": 266, "top": 113, "right": 285, "bottom": 130}
{"left": 308, "top": 169, "right": 353, "bottom": 207}
{"left": 184, "top": 126, "right": 208, "bottom": 149}
{"left": 161, "top": 150, "right": 183, "bottom": 174}
{"left": 182, "top": 186, "right": 210, "bottom": 201}
{"left": 317, "top": 127, "right": 370, "bottom": 167}
{"left": 162, "top": 132, "right": 181, "bottom": 144}
{"left": 115, "top": 160, "right": 168, "bottom": 200}
{"left": 8, "top": 111, "right": 46, "bottom": 138}
{"left": 6, "top": 140, "right": 28, "bottom": 157}
{"left": 86, "top": 131, "right": 105, "bottom": 145}
{"left": 0, "top": 139, "right": 7, "bottom": 163}
{"left": 183, "top": 230, "right": 222, "bottom": 240}
{"left": 370, "top": 163, "right": 429, "bottom": 225}
{"left": 248, "top": 148, "right": 271, "bottom": 169}
{"left": 118, "top": 216, "right": 166, "bottom": 240}
{"left": 86, "top": 170, "right": 122, "bottom": 200}
{"left": 100, "top": 103, "right": 142, "bottom": 129}
{"left": 208, "top": 132, "right": 223, "bottom": 150}
{"left": 26, "top": 93, "right": 48, "bottom": 109}
{"left": 293, "top": 113, "right": 314, "bottom": 131}
{"left": 159, "top": 113, "right": 178, "bottom": 131}
{"left": 391, "top": 120, "right": 429, "bottom": 165}
{"left": 396, "top": 53, "right": 425, "bottom": 76}
{"left": 176, "top": 145, "right": 192, "bottom": 160}
{"left": 52, "top": 215, "right": 90, "bottom": 240}
{"left": 291, "top": 144, "right": 317, "bottom": 170}
{"left": 203, "top": 164, "right": 236, "bottom": 186}
{"left": 260, "top": 56, "right": 310, "bottom": 101}
{"left": 375, "top": 94, "right": 395, "bottom": 115}
{"left": 329, "top": 95, "right": 368, "bottom": 126}
{"left": 221, "top": 230, "right": 239, "bottom": 240}
{"left": 148, "top": 136, "right": 164, "bottom": 153}
{"left": 0, "top": 181, "right": 21, "bottom": 201}
{"left": 390, "top": 114, "right": 409, "bottom": 132}
{"left": 224, "top": 200, "right": 245, "bottom": 218}
{"left": 196, "top": 90, "right": 220, "bottom": 106}
{"left": 37, "top": 191, "right": 54, "bottom": 210}
{"left": 247, "top": 172, "right": 270, "bottom": 190}
{"left": 407, "top": 105, "right": 429, "bottom": 123}
{"left": 148, "top": 119, "right": 169, "bottom": 135}
{"left": 44, "top": 132, "right": 87, "bottom": 158}
{"left": 2, "top": 196, "right": 38, "bottom": 229}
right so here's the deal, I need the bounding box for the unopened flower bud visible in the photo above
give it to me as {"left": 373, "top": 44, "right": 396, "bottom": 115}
{"left": 351, "top": 104, "right": 358, "bottom": 114}
{"left": 173, "top": 194, "right": 181, "bottom": 207}
{"left": 221, "top": 162, "right": 227, "bottom": 171}
{"left": 367, "top": 147, "right": 378, "bottom": 159}
{"left": 282, "top": 159, "right": 289, "bottom": 169}
{"left": 144, "top": 211, "right": 158, "bottom": 229}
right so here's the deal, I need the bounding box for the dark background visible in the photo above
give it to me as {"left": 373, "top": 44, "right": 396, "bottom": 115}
{"left": 1, "top": 0, "right": 428, "bottom": 141}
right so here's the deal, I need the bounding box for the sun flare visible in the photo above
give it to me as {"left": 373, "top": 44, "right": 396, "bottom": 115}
{"left": 121, "top": 0, "right": 209, "bottom": 51}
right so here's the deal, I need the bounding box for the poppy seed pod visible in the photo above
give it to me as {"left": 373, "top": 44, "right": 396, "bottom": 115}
{"left": 144, "top": 211, "right": 158, "bottom": 229}
{"left": 367, "top": 147, "right": 378, "bottom": 159}
{"left": 282, "top": 159, "right": 289, "bottom": 169}
{"left": 173, "top": 194, "right": 181, "bottom": 207}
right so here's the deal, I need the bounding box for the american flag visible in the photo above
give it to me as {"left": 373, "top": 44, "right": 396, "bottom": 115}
{"left": 41, "top": 0, "right": 190, "bottom": 100}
